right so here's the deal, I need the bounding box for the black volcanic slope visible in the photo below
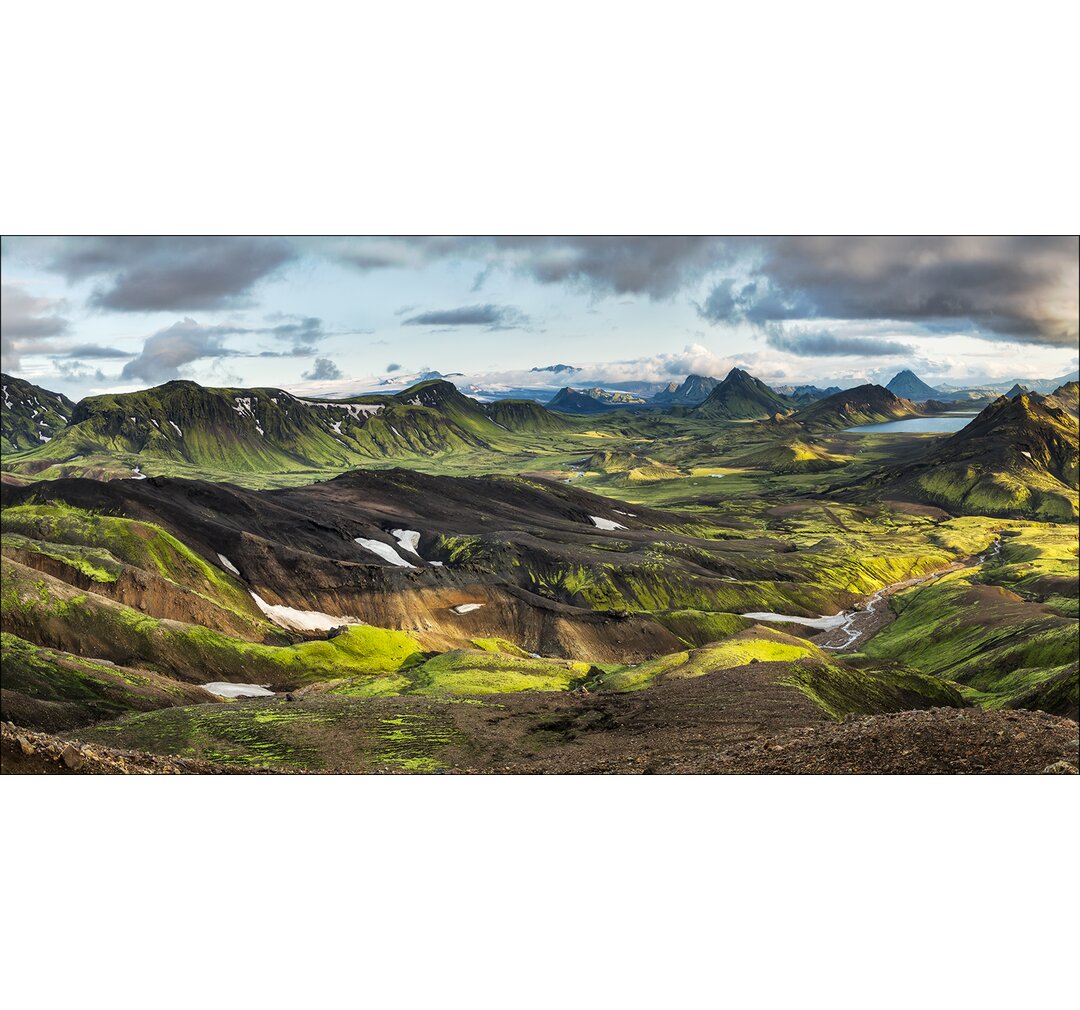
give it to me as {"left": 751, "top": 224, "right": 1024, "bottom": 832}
{"left": 792, "top": 384, "right": 919, "bottom": 431}
{"left": 0, "top": 467, "right": 914, "bottom": 666}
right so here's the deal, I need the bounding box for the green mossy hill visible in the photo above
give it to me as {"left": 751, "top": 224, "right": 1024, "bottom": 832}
{"left": 0, "top": 632, "right": 215, "bottom": 732}
{"left": 979, "top": 521, "right": 1080, "bottom": 617}
{"left": 1, "top": 502, "right": 263, "bottom": 629}
{"left": 691, "top": 368, "right": 795, "bottom": 420}
{"left": 577, "top": 450, "right": 684, "bottom": 482}
{"left": 726, "top": 438, "right": 853, "bottom": 474}
{"left": 651, "top": 610, "right": 753, "bottom": 647}
{"left": 4, "top": 378, "right": 570, "bottom": 479}
{"left": 791, "top": 384, "right": 920, "bottom": 431}
{"left": 484, "top": 398, "right": 575, "bottom": 432}
{"left": 1, "top": 373, "right": 75, "bottom": 452}
{"left": 596, "top": 626, "right": 962, "bottom": 717}
{"left": 1, "top": 560, "right": 424, "bottom": 689}
{"left": 872, "top": 392, "right": 1080, "bottom": 520}
{"left": 328, "top": 649, "right": 595, "bottom": 698}
{"left": 863, "top": 570, "right": 1079, "bottom": 718}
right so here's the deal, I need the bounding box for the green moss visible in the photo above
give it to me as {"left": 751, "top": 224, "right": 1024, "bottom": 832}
{"left": 778, "top": 657, "right": 965, "bottom": 720}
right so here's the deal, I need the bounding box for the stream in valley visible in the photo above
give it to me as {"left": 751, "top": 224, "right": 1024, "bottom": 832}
{"left": 743, "top": 540, "right": 1001, "bottom": 651}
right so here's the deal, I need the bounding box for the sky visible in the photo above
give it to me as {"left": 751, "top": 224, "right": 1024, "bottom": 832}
{"left": 1, "top": 236, "right": 1077, "bottom": 400}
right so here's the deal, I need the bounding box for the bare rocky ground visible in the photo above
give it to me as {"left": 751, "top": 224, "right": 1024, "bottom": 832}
{"left": 453, "top": 683, "right": 1080, "bottom": 775}
{"left": 0, "top": 723, "right": 274, "bottom": 774}
{"left": 5, "top": 668, "right": 1076, "bottom": 774}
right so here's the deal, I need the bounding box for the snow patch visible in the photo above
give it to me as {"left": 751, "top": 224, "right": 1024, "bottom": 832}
{"left": 250, "top": 591, "right": 358, "bottom": 632}
{"left": 168, "top": 420, "right": 183, "bottom": 437}
{"left": 204, "top": 682, "right": 275, "bottom": 699}
{"left": 742, "top": 611, "right": 850, "bottom": 630}
{"left": 217, "top": 553, "right": 241, "bottom": 576}
{"left": 450, "top": 603, "right": 484, "bottom": 614}
{"left": 129, "top": 466, "right": 147, "bottom": 480}
{"left": 391, "top": 529, "right": 422, "bottom": 556}
{"left": 590, "top": 515, "right": 627, "bottom": 531}
{"left": 305, "top": 401, "right": 383, "bottom": 418}
{"left": 354, "top": 538, "right": 416, "bottom": 568}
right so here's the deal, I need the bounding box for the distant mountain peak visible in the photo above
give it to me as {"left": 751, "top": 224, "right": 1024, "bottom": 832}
{"left": 651, "top": 373, "right": 720, "bottom": 405}
{"left": 885, "top": 370, "right": 940, "bottom": 400}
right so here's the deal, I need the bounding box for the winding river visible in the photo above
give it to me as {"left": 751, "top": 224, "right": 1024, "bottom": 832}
{"left": 743, "top": 540, "right": 1001, "bottom": 651}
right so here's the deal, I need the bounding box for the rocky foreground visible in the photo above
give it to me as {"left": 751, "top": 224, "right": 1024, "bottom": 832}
{"left": 0, "top": 724, "right": 273, "bottom": 774}
{"left": 4, "top": 706, "right": 1076, "bottom": 775}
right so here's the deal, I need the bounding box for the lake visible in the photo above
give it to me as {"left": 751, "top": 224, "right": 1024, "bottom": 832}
{"left": 846, "top": 414, "right": 977, "bottom": 434}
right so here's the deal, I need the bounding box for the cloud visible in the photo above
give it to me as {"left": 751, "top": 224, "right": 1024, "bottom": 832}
{"left": 262, "top": 313, "right": 328, "bottom": 350}
{"left": 39, "top": 236, "right": 295, "bottom": 312}
{"left": 763, "top": 325, "right": 915, "bottom": 357}
{"left": 120, "top": 318, "right": 235, "bottom": 383}
{"left": 493, "top": 236, "right": 722, "bottom": 298}
{"left": 327, "top": 237, "right": 724, "bottom": 299}
{"left": 302, "top": 357, "right": 343, "bottom": 381}
{"left": 386, "top": 362, "right": 403, "bottom": 372}
{"left": 52, "top": 343, "right": 134, "bottom": 359}
{"left": 402, "top": 304, "right": 529, "bottom": 329}
{"left": 0, "top": 283, "right": 70, "bottom": 369}
{"left": 52, "top": 360, "right": 107, "bottom": 382}
{"left": 700, "top": 236, "right": 1078, "bottom": 347}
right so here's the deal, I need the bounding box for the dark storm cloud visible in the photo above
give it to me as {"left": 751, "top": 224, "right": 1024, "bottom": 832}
{"left": 701, "top": 236, "right": 1078, "bottom": 346}
{"left": 386, "top": 362, "right": 403, "bottom": 372}
{"left": 302, "top": 357, "right": 343, "bottom": 381}
{"left": 0, "top": 283, "right": 70, "bottom": 369}
{"left": 763, "top": 326, "right": 914, "bottom": 357}
{"left": 328, "top": 237, "right": 723, "bottom": 300}
{"left": 402, "top": 304, "right": 529, "bottom": 329}
{"left": 492, "top": 236, "right": 722, "bottom": 299}
{"left": 44, "top": 236, "right": 296, "bottom": 311}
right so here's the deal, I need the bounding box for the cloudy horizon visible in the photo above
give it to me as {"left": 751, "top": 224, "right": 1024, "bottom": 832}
{"left": 2, "top": 236, "right": 1077, "bottom": 400}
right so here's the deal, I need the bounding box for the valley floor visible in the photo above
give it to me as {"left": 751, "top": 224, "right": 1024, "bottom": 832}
{"left": 2, "top": 394, "right": 1077, "bottom": 774}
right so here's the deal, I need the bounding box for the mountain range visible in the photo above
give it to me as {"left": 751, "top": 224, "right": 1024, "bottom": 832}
{"left": 860, "top": 387, "right": 1079, "bottom": 521}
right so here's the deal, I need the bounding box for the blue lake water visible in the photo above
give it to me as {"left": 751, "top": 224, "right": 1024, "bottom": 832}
{"left": 846, "top": 414, "right": 977, "bottom": 434}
